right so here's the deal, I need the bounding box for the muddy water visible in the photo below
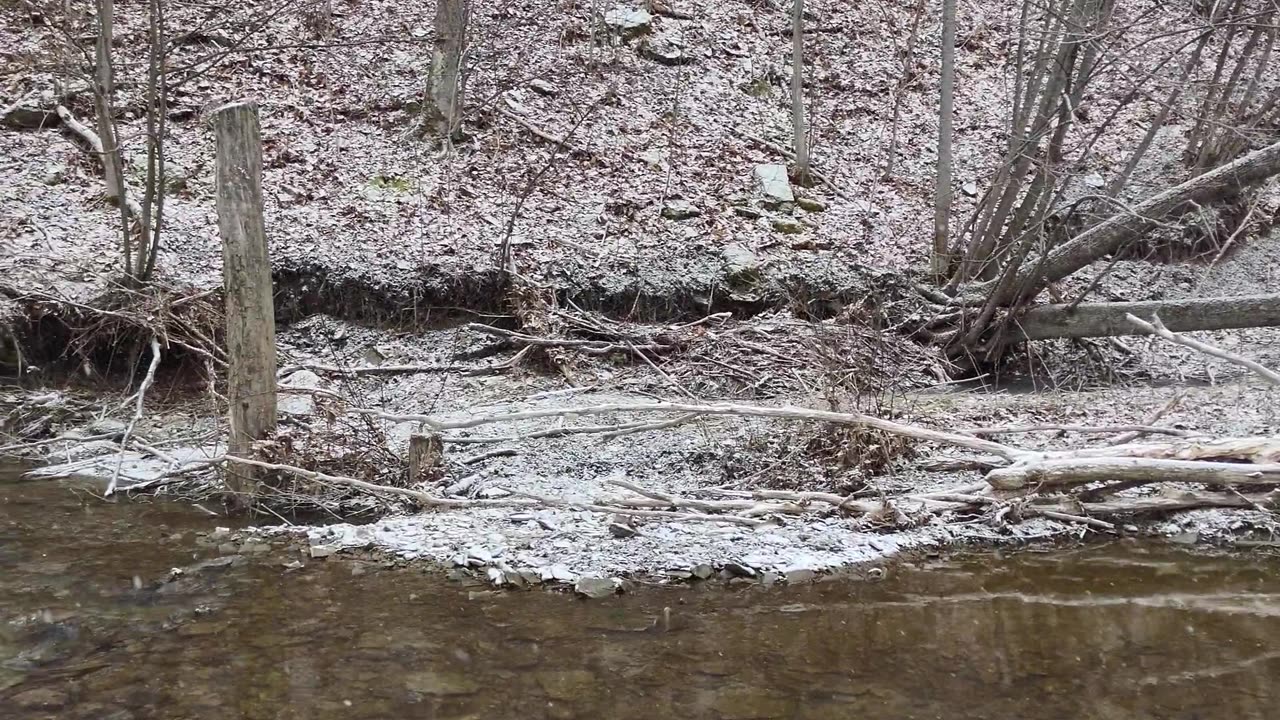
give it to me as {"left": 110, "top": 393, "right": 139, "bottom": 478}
{"left": 3, "top": 469, "right": 1280, "bottom": 720}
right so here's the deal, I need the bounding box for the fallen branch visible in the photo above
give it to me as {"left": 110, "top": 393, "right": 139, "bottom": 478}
{"left": 987, "top": 456, "right": 1280, "bottom": 491}
{"left": 353, "top": 401, "right": 1021, "bottom": 460}
{"left": 1108, "top": 392, "right": 1184, "bottom": 446}
{"left": 961, "top": 423, "right": 1194, "bottom": 439}
{"left": 54, "top": 104, "right": 146, "bottom": 222}
{"left": 466, "top": 323, "right": 673, "bottom": 356}
{"left": 106, "top": 336, "right": 161, "bottom": 496}
{"left": 497, "top": 103, "right": 592, "bottom": 157}
{"left": 442, "top": 414, "right": 696, "bottom": 444}
{"left": 1125, "top": 313, "right": 1280, "bottom": 385}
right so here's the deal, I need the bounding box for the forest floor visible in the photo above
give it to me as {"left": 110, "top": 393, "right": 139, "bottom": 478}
{"left": 3, "top": 0, "right": 1280, "bottom": 586}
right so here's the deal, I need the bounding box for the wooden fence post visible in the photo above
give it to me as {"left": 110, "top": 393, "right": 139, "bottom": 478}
{"left": 213, "top": 101, "right": 277, "bottom": 510}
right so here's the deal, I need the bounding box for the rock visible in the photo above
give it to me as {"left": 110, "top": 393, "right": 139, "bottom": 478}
{"left": 796, "top": 197, "right": 826, "bottom": 212}
{"left": 164, "top": 162, "right": 189, "bottom": 194}
{"left": 722, "top": 242, "right": 759, "bottom": 275}
{"left": 350, "top": 562, "right": 368, "bottom": 577}
{"left": 537, "top": 670, "right": 597, "bottom": 700}
{"left": 784, "top": 568, "right": 817, "bottom": 584}
{"left": 1168, "top": 530, "right": 1200, "bottom": 545}
{"left": 753, "top": 164, "right": 794, "bottom": 206}
{"left": 733, "top": 205, "right": 764, "bottom": 219}
{"left": 404, "top": 671, "right": 479, "bottom": 696}
{"left": 464, "top": 546, "right": 493, "bottom": 567}
{"left": 608, "top": 522, "right": 638, "bottom": 538}
{"left": 309, "top": 545, "right": 335, "bottom": 558}
{"left": 760, "top": 571, "right": 780, "bottom": 587}
{"left": 961, "top": 180, "right": 979, "bottom": 197}
{"left": 541, "top": 564, "right": 577, "bottom": 582}
{"left": 661, "top": 200, "right": 701, "bottom": 220}
{"left": 663, "top": 569, "right": 693, "bottom": 580}
{"left": 87, "top": 418, "right": 128, "bottom": 437}
{"left": 641, "top": 35, "right": 696, "bottom": 65}
{"left": 574, "top": 576, "right": 620, "bottom": 599}
{"left": 42, "top": 163, "right": 67, "bottom": 185}
{"left": 691, "top": 563, "right": 715, "bottom": 579}
{"left": 238, "top": 541, "right": 271, "bottom": 555}
{"left": 529, "top": 79, "right": 559, "bottom": 96}
{"left": 771, "top": 217, "right": 805, "bottom": 234}
{"left": 278, "top": 369, "right": 323, "bottom": 415}
{"left": 723, "top": 561, "right": 756, "bottom": 578}
{"left": 603, "top": 6, "right": 652, "bottom": 37}
{"left": 1083, "top": 172, "right": 1106, "bottom": 188}
{"left": 217, "top": 542, "right": 239, "bottom": 555}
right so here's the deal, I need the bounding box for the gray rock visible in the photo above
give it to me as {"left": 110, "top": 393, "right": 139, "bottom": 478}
{"left": 278, "top": 369, "right": 323, "bottom": 415}
{"left": 217, "top": 542, "right": 239, "bottom": 555}
{"left": 753, "top": 163, "right": 794, "bottom": 206}
{"left": 642, "top": 35, "right": 696, "bottom": 65}
{"left": 771, "top": 217, "right": 805, "bottom": 234}
{"left": 87, "top": 418, "right": 128, "bottom": 437}
{"left": 961, "top": 180, "right": 979, "bottom": 197}
{"left": 574, "top": 576, "right": 620, "bottom": 599}
{"left": 1083, "top": 172, "right": 1106, "bottom": 188}
{"left": 733, "top": 205, "right": 764, "bottom": 219}
{"left": 784, "top": 568, "right": 817, "bottom": 584}
{"left": 796, "top": 197, "right": 826, "bottom": 212}
{"left": 723, "top": 561, "right": 756, "bottom": 578}
{"left": 529, "top": 79, "right": 559, "bottom": 96}
{"left": 722, "top": 242, "right": 758, "bottom": 274}
{"left": 164, "top": 162, "right": 189, "bottom": 194}
{"left": 238, "top": 541, "right": 271, "bottom": 555}
{"left": 661, "top": 200, "right": 701, "bottom": 220}
{"left": 603, "top": 6, "right": 652, "bottom": 37}
{"left": 309, "top": 545, "right": 335, "bottom": 558}
{"left": 608, "top": 522, "right": 638, "bottom": 538}
{"left": 42, "top": 163, "right": 67, "bottom": 185}
{"left": 691, "top": 563, "right": 715, "bottom": 579}
{"left": 759, "top": 571, "right": 780, "bottom": 587}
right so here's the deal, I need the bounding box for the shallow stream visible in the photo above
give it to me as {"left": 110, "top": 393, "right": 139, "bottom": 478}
{"left": 3, "top": 466, "right": 1280, "bottom": 719}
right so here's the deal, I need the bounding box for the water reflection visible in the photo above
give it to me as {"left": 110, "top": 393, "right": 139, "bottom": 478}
{"left": 3, "top": 472, "right": 1279, "bottom": 719}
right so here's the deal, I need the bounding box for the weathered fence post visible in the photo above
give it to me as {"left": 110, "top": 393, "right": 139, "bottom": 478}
{"left": 213, "top": 101, "right": 277, "bottom": 510}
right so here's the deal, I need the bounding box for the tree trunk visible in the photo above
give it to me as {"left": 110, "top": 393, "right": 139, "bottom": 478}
{"left": 1005, "top": 137, "right": 1280, "bottom": 302}
{"left": 932, "top": 0, "right": 956, "bottom": 279}
{"left": 790, "top": 0, "right": 809, "bottom": 181}
{"left": 1011, "top": 293, "right": 1280, "bottom": 341}
{"left": 213, "top": 101, "right": 278, "bottom": 511}
{"left": 424, "top": 0, "right": 469, "bottom": 139}
{"left": 93, "top": 0, "right": 121, "bottom": 203}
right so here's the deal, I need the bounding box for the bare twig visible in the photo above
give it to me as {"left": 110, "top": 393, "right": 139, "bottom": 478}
{"left": 1126, "top": 313, "right": 1280, "bottom": 385}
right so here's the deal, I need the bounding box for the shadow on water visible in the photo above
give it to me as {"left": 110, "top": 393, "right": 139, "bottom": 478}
{"left": 3, "top": 465, "right": 1280, "bottom": 719}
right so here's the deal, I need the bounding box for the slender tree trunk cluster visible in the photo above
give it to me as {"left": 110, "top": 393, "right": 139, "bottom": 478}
{"left": 423, "top": 0, "right": 470, "bottom": 140}
{"left": 924, "top": 0, "right": 1280, "bottom": 360}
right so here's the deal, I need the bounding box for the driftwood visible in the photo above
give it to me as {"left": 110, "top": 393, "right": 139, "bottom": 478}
{"left": 1125, "top": 313, "right": 1280, "bottom": 385}
{"left": 1011, "top": 294, "right": 1280, "bottom": 341}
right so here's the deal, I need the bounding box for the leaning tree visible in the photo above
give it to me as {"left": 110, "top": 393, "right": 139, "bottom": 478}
{"left": 923, "top": 0, "right": 1280, "bottom": 364}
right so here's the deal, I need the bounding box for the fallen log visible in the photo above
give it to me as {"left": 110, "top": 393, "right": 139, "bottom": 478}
{"left": 987, "top": 457, "right": 1280, "bottom": 491}
{"left": 1011, "top": 294, "right": 1280, "bottom": 341}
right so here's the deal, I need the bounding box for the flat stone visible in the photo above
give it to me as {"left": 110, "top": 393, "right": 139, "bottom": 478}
{"left": 661, "top": 200, "right": 701, "bottom": 220}
{"left": 603, "top": 6, "right": 652, "bottom": 37}
{"left": 796, "top": 197, "right": 826, "bottom": 212}
{"left": 723, "top": 561, "right": 756, "bottom": 578}
{"left": 309, "top": 545, "right": 336, "bottom": 558}
{"left": 641, "top": 35, "right": 696, "bottom": 66}
{"left": 733, "top": 206, "right": 764, "bottom": 219}
{"left": 771, "top": 217, "right": 805, "bottom": 234}
{"left": 784, "top": 568, "right": 817, "bottom": 584}
{"left": 608, "top": 522, "right": 638, "bottom": 538}
{"left": 574, "top": 576, "right": 620, "bottom": 599}
{"left": 404, "top": 671, "right": 479, "bottom": 696}
{"left": 961, "top": 180, "right": 979, "bottom": 197}
{"left": 691, "top": 563, "right": 715, "bottom": 579}
{"left": 753, "top": 163, "right": 794, "bottom": 205}
{"left": 238, "top": 542, "right": 271, "bottom": 555}
{"left": 529, "top": 79, "right": 559, "bottom": 96}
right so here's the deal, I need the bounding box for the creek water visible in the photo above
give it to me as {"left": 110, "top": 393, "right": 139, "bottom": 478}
{"left": 3, "top": 466, "right": 1280, "bottom": 720}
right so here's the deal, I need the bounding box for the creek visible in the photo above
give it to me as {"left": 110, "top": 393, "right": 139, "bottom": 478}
{"left": 3, "top": 465, "right": 1279, "bottom": 719}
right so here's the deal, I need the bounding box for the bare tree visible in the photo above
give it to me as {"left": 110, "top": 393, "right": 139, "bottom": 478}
{"left": 790, "top": 0, "right": 810, "bottom": 182}
{"left": 423, "top": 0, "right": 470, "bottom": 140}
{"left": 932, "top": 0, "right": 956, "bottom": 279}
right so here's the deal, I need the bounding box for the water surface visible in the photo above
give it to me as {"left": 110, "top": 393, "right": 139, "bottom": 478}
{"left": 3, "top": 467, "right": 1279, "bottom": 719}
